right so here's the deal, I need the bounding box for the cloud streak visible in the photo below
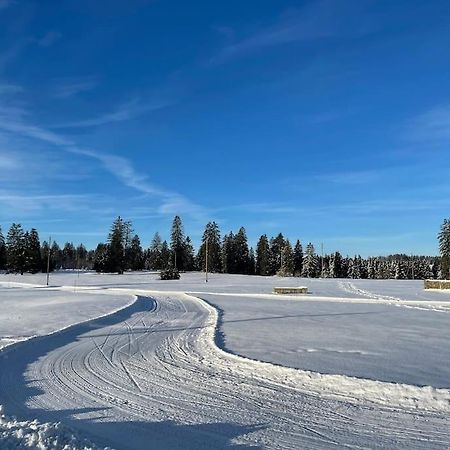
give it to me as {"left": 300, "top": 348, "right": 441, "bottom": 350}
{"left": 212, "top": 0, "right": 374, "bottom": 63}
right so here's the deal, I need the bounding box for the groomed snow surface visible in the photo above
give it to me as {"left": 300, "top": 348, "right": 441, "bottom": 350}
{"left": 0, "top": 272, "right": 449, "bottom": 449}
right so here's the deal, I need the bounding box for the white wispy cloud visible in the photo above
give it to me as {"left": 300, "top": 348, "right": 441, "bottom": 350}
{"left": 406, "top": 105, "right": 450, "bottom": 142}
{"left": 38, "top": 31, "right": 62, "bottom": 47}
{"left": 52, "top": 76, "right": 98, "bottom": 98}
{"left": 212, "top": 0, "right": 374, "bottom": 63}
{"left": 52, "top": 97, "right": 173, "bottom": 128}
{"left": 0, "top": 83, "right": 22, "bottom": 95}
{"left": 0, "top": 0, "right": 13, "bottom": 11}
{"left": 0, "top": 102, "right": 208, "bottom": 221}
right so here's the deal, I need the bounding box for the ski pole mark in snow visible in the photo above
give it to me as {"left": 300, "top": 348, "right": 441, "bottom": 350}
{"left": 0, "top": 290, "right": 449, "bottom": 449}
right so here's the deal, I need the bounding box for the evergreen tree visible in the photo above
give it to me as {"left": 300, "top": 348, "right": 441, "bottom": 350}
{"left": 76, "top": 244, "right": 88, "bottom": 269}
{"left": 40, "top": 240, "right": 54, "bottom": 273}
{"left": 107, "top": 216, "right": 127, "bottom": 274}
{"left": 160, "top": 240, "right": 171, "bottom": 270}
{"left": 62, "top": 242, "right": 76, "bottom": 269}
{"left": 51, "top": 241, "right": 62, "bottom": 270}
{"left": 170, "top": 215, "right": 186, "bottom": 270}
{"left": 248, "top": 247, "right": 256, "bottom": 275}
{"left": 128, "top": 235, "right": 144, "bottom": 270}
{"left": 293, "top": 240, "right": 303, "bottom": 276}
{"left": 197, "top": 222, "right": 222, "bottom": 273}
{"left": 6, "top": 223, "right": 26, "bottom": 274}
{"left": 302, "top": 243, "right": 318, "bottom": 278}
{"left": 183, "top": 236, "right": 195, "bottom": 271}
{"left": 25, "top": 228, "right": 41, "bottom": 273}
{"left": 147, "top": 232, "right": 163, "bottom": 270}
{"left": 221, "top": 232, "right": 235, "bottom": 273}
{"left": 438, "top": 218, "right": 450, "bottom": 279}
{"left": 328, "top": 252, "right": 342, "bottom": 278}
{"left": 255, "top": 234, "right": 270, "bottom": 276}
{"left": 269, "top": 233, "right": 285, "bottom": 275}
{"left": 93, "top": 243, "right": 109, "bottom": 273}
{"left": 279, "top": 240, "right": 294, "bottom": 276}
{"left": 0, "top": 226, "right": 6, "bottom": 271}
{"left": 234, "top": 227, "right": 250, "bottom": 274}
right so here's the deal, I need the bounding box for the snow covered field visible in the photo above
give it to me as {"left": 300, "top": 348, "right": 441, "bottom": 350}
{"left": 0, "top": 272, "right": 449, "bottom": 448}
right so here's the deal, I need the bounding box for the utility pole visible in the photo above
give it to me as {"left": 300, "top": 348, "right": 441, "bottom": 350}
{"left": 205, "top": 237, "right": 209, "bottom": 283}
{"left": 46, "top": 237, "right": 52, "bottom": 286}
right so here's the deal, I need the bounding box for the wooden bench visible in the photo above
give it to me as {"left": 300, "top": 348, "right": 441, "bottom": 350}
{"left": 424, "top": 279, "right": 450, "bottom": 289}
{"left": 273, "top": 286, "right": 308, "bottom": 294}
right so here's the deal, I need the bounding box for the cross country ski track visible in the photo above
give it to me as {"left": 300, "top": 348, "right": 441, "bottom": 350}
{"left": 0, "top": 286, "right": 449, "bottom": 449}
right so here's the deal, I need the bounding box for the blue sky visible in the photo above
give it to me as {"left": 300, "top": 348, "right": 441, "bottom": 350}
{"left": 0, "top": 0, "right": 449, "bottom": 256}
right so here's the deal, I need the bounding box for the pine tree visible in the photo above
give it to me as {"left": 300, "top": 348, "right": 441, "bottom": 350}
{"left": 279, "top": 240, "right": 294, "bottom": 276}
{"left": 234, "top": 227, "right": 250, "bottom": 274}
{"left": 197, "top": 222, "right": 222, "bottom": 273}
{"left": 93, "top": 243, "right": 109, "bottom": 273}
{"left": 183, "top": 236, "right": 195, "bottom": 271}
{"left": 160, "top": 240, "right": 171, "bottom": 270}
{"left": 269, "top": 233, "right": 285, "bottom": 275}
{"left": 248, "top": 247, "right": 256, "bottom": 275}
{"left": 76, "top": 244, "right": 88, "bottom": 269}
{"left": 128, "top": 235, "right": 144, "bottom": 270}
{"left": 255, "top": 235, "right": 270, "bottom": 276}
{"left": 147, "top": 232, "right": 163, "bottom": 270}
{"left": 25, "top": 228, "right": 41, "bottom": 273}
{"left": 51, "top": 241, "right": 62, "bottom": 270}
{"left": 293, "top": 240, "right": 303, "bottom": 276}
{"left": 302, "top": 243, "right": 318, "bottom": 278}
{"left": 107, "top": 216, "right": 127, "bottom": 274}
{"left": 62, "top": 242, "right": 76, "bottom": 269}
{"left": 438, "top": 218, "right": 450, "bottom": 279}
{"left": 221, "top": 232, "right": 234, "bottom": 273}
{"left": 0, "top": 226, "right": 6, "bottom": 270}
{"left": 170, "top": 215, "right": 186, "bottom": 271}
{"left": 6, "top": 223, "right": 26, "bottom": 274}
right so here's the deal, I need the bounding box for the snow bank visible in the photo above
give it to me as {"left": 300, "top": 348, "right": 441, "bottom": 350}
{"left": 0, "top": 406, "right": 112, "bottom": 450}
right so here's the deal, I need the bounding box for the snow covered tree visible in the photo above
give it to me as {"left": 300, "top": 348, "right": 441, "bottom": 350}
{"left": 6, "top": 223, "right": 26, "bottom": 274}
{"left": 302, "top": 243, "right": 318, "bottom": 278}
{"left": 255, "top": 234, "right": 270, "bottom": 276}
{"left": 328, "top": 252, "right": 342, "bottom": 278}
{"left": 293, "top": 240, "right": 303, "bottom": 276}
{"left": 438, "top": 218, "right": 450, "bottom": 279}
{"left": 278, "top": 240, "right": 294, "bottom": 276}
{"left": 147, "top": 232, "right": 163, "bottom": 269}
{"left": 197, "top": 222, "right": 222, "bottom": 273}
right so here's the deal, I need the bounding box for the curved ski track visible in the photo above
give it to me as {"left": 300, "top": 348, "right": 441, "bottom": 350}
{"left": 0, "top": 290, "right": 449, "bottom": 449}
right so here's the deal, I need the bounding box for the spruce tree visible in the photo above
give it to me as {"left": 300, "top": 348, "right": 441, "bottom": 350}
{"left": 269, "top": 233, "right": 285, "bottom": 275}
{"left": 6, "top": 223, "right": 26, "bottom": 274}
{"left": 128, "top": 235, "right": 144, "bottom": 270}
{"left": 248, "top": 247, "right": 256, "bottom": 275}
{"left": 301, "top": 243, "right": 318, "bottom": 278}
{"left": 0, "top": 226, "right": 6, "bottom": 270}
{"left": 93, "top": 243, "right": 109, "bottom": 273}
{"left": 234, "top": 227, "right": 250, "bottom": 274}
{"left": 148, "top": 232, "right": 163, "bottom": 269}
{"left": 221, "top": 232, "right": 235, "bottom": 273}
{"left": 76, "top": 244, "right": 88, "bottom": 269}
{"left": 170, "top": 215, "right": 186, "bottom": 270}
{"left": 160, "top": 240, "right": 171, "bottom": 270}
{"left": 26, "top": 228, "right": 42, "bottom": 273}
{"left": 183, "top": 236, "right": 195, "bottom": 271}
{"left": 438, "top": 218, "right": 450, "bottom": 279}
{"left": 256, "top": 235, "right": 270, "bottom": 275}
{"left": 197, "top": 221, "right": 222, "bottom": 273}
{"left": 107, "top": 216, "right": 127, "bottom": 274}
{"left": 279, "top": 240, "right": 294, "bottom": 276}
{"left": 293, "top": 240, "right": 303, "bottom": 276}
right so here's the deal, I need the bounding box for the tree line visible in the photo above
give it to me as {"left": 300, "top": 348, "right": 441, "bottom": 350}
{"left": 1, "top": 216, "right": 449, "bottom": 280}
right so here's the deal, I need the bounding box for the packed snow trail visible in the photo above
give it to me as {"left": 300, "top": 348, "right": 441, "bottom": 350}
{"left": 0, "top": 292, "right": 449, "bottom": 449}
